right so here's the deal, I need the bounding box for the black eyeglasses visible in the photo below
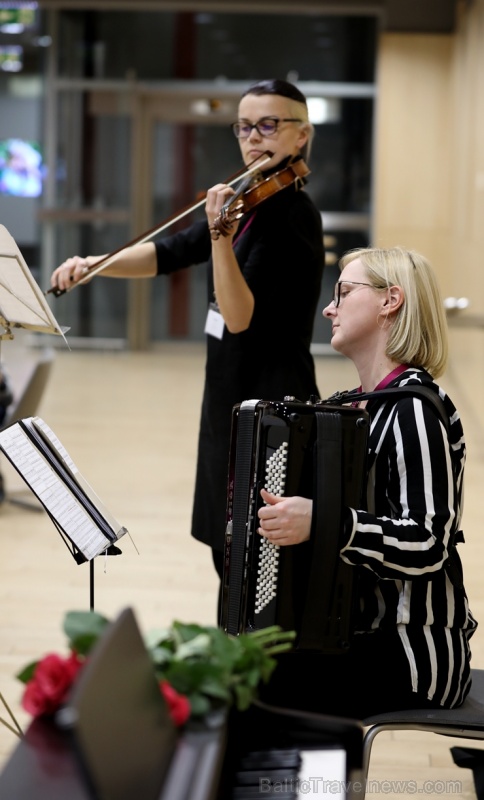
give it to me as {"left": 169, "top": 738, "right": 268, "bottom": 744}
{"left": 232, "top": 116, "right": 302, "bottom": 139}
{"left": 333, "top": 280, "right": 384, "bottom": 308}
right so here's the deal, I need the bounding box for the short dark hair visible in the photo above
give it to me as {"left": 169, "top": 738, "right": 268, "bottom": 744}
{"left": 242, "top": 79, "right": 307, "bottom": 107}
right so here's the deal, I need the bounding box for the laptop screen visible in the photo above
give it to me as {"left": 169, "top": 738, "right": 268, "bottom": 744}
{"left": 57, "top": 607, "right": 178, "bottom": 800}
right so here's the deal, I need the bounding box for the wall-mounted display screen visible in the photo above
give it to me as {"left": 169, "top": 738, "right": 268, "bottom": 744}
{"left": 0, "top": 3, "right": 37, "bottom": 32}
{"left": 0, "top": 138, "right": 44, "bottom": 197}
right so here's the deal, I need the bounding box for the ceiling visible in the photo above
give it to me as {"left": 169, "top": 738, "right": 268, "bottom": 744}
{"left": 38, "top": 0, "right": 459, "bottom": 34}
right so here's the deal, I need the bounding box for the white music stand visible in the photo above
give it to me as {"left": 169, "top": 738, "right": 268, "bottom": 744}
{"left": 0, "top": 224, "right": 67, "bottom": 507}
{"left": 0, "top": 225, "right": 126, "bottom": 600}
{"left": 0, "top": 224, "right": 67, "bottom": 738}
{"left": 0, "top": 224, "right": 68, "bottom": 346}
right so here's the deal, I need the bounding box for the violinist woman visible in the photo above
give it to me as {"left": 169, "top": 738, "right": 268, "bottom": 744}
{"left": 50, "top": 79, "right": 325, "bottom": 591}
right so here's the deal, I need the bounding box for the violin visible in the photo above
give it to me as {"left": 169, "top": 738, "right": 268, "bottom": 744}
{"left": 47, "top": 151, "right": 308, "bottom": 297}
{"left": 209, "top": 157, "right": 310, "bottom": 239}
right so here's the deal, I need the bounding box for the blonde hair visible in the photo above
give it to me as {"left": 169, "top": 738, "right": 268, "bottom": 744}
{"left": 286, "top": 96, "right": 314, "bottom": 161}
{"left": 340, "top": 246, "right": 448, "bottom": 378}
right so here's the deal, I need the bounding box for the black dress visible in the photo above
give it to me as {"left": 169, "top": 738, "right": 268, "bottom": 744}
{"left": 155, "top": 179, "right": 324, "bottom": 553}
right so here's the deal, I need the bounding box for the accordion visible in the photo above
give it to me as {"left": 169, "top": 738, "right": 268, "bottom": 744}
{"left": 221, "top": 397, "right": 369, "bottom": 653}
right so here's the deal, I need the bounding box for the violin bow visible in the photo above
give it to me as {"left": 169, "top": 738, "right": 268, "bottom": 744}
{"left": 47, "top": 150, "right": 274, "bottom": 296}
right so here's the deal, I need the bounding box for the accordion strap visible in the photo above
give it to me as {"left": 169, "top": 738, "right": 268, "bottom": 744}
{"left": 226, "top": 399, "right": 259, "bottom": 633}
{"left": 352, "top": 385, "right": 449, "bottom": 434}
{"left": 298, "top": 411, "right": 345, "bottom": 650}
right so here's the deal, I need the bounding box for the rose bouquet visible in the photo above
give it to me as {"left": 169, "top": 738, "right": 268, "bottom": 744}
{"left": 16, "top": 610, "right": 296, "bottom": 730}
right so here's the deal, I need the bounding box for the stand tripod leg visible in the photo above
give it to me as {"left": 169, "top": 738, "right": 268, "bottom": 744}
{"left": 90, "top": 560, "right": 94, "bottom": 611}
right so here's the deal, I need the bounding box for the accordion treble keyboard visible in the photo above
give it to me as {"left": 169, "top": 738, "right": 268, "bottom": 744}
{"left": 255, "top": 438, "right": 288, "bottom": 615}
{"left": 221, "top": 397, "right": 369, "bottom": 653}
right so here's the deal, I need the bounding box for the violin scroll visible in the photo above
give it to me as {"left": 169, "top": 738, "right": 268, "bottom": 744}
{"left": 209, "top": 198, "right": 249, "bottom": 240}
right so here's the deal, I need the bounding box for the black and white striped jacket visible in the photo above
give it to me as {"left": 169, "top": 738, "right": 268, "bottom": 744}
{"left": 340, "top": 368, "right": 477, "bottom": 707}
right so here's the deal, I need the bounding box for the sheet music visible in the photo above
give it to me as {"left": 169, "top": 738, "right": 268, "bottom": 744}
{"left": 0, "top": 225, "right": 67, "bottom": 337}
{"left": 0, "top": 424, "right": 115, "bottom": 560}
{"left": 31, "top": 417, "right": 127, "bottom": 540}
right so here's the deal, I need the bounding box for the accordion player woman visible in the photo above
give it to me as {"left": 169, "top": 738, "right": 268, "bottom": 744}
{"left": 225, "top": 246, "right": 477, "bottom": 721}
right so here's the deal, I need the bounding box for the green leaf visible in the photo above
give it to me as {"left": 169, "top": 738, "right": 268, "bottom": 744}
{"left": 241, "top": 666, "right": 263, "bottom": 689}
{"left": 69, "top": 633, "right": 102, "bottom": 656}
{"left": 206, "top": 629, "right": 244, "bottom": 664}
{"left": 149, "top": 645, "right": 174, "bottom": 668}
{"left": 233, "top": 683, "right": 255, "bottom": 712}
{"left": 63, "top": 610, "right": 110, "bottom": 655}
{"left": 163, "top": 660, "right": 224, "bottom": 694}
{"left": 197, "top": 676, "right": 232, "bottom": 702}
{"left": 259, "top": 659, "right": 278, "bottom": 684}
{"left": 16, "top": 660, "right": 38, "bottom": 684}
{"left": 185, "top": 691, "right": 212, "bottom": 718}
{"left": 144, "top": 628, "right": 173, "bottom": 650}
{"left": 171, "top": 621, "right": 217, "bottom": 643}
{"left": 174, "top": 633, "right": 212, "bottom": 661}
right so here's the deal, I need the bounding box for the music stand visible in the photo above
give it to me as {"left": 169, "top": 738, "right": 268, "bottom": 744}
{"left": 0, "top": 226, "right": 128, "bottom": 600}
{"left": 0, "top": 224, "right": 67, "bottom": 739}
{"left": 0, "top": 225, "right": 68, "bottom": 344}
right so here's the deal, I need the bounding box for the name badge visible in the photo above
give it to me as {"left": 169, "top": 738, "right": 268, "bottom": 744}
{"left": 204, "top": 302, "right": 225, "bottom": 340}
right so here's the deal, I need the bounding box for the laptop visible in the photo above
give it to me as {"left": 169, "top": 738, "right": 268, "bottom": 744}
{"left": 57, "top": 607, "right": 178, "bottom": 800}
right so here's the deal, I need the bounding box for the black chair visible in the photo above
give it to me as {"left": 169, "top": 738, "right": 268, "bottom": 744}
{"left": 358, "top": 668, "right": 484, "bottom": 798}
{"left": 3, "top": 348, "right": 54, "bottom": 427}
{"left": 1, "top": 348, "right": 54, "bottom": 510}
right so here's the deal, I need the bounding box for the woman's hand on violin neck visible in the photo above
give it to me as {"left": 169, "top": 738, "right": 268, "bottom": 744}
{"left": 205, "top": 183, "right": 236, "bottom": 236}
{"left": 51, "top": 256, "right": 95, "bottom": 291}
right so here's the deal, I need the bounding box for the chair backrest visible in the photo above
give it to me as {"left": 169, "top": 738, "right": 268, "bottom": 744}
{"left": 3, "top": 348, "right": 54, "bottom": 427}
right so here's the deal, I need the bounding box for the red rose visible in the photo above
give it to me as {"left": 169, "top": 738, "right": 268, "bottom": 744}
{"left": 22, "top": 652, "right": 84, "bottom": 718}
{"left": 159, "top": 680, "right": 191, "bottom": 727}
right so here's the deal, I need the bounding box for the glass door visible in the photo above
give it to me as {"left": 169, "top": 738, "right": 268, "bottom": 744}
{"left": 40, "top": 8, "right": 376, "bottom": 350}
{"left": 41, "top": 82, "right": 374, "bottom": 350}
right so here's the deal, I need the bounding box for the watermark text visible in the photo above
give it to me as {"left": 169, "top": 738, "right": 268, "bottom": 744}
{"left": 259, "top": 777, "right": 463, "bottom": 794}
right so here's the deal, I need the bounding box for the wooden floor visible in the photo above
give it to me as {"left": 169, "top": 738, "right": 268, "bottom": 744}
{"left": 0, "top": 325, "right": 483, "bottom": 798}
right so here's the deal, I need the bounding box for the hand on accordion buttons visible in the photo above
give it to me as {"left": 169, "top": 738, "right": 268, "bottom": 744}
{"left": 258, "top": 488, "right": 313, "bottom": 546}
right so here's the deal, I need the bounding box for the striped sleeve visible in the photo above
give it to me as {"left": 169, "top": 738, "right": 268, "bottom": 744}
{"left": 340, "top": 391, "right": 460, "bottom": 580}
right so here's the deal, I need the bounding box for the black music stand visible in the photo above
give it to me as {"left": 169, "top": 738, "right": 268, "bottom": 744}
{"left": 1, "top": 416, "right": 128, "bottom": 611}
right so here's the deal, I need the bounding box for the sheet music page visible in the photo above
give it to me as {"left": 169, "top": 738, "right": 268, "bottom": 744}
{"left": 19, "top": 417, "right": 125, "bottom": 544}
{"left": 0, "top": 423, "right": 113, "bottom": 560}
{"left": 0, "top": 225, "right": 66, "bottom": 336}
{"left": 31, "top": 417, "right": 128, "bottom": 540}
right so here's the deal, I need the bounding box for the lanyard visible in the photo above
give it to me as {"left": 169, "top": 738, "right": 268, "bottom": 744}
{"left": 352, "top": 364, "right": 409, "bottom": 406}
{"left": 232, "top": 212, "right": 255, "bottom": 246}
